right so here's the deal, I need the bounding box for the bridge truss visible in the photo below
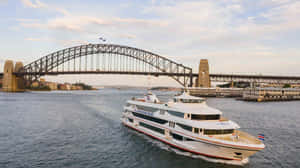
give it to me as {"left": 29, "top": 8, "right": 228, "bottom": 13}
{"left": 17, "top": 44, "right": 193, "bottom": 86}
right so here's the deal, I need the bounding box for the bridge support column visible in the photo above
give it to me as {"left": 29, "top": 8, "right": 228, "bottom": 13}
{"left": 197, "top": 59, "right": 211, "bottom": 88}
{"left": 14, "top": 62, "right": 25, "bottom": 91}
{"left": 2, "top": 60, "right": 25, "bottom": 92}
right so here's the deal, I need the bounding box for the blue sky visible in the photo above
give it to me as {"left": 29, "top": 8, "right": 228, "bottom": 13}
{"left": 0, "top": 0, "right": 300, "bottom": 86}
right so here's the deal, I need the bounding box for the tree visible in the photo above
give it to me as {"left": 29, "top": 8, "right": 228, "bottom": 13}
{"left": 283, "top": 84, "right": 291, "bottom": 88}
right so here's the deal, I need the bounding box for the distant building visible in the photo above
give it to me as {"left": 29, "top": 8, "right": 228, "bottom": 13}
{"left": 291, "top": 84, "right": 300, "bottom": 88}
{"left": 260, "top": 83, "right": 284, "bottom": 88}
{"left": 65, "top": 83, "right": 71, "bottom": 90}
{"left": 72, "top": 85, "right": 83, "bottom": 90}
{"left": 40, "top": 78, "right": 46, "bottom": 83}
{"left": 260, "top": 83, "right": 300, "bottom": 88}
{"left": 243, "top": 87, "right": 300, "bottom": 101}
{"left": 31, "top": 81, "right": 39, "bottom": 88}
{"left": 45, "top": 82, "right": 58, "bottom": 90}
{"left": 59, "top": 83, "right": 72, "bottom": 90}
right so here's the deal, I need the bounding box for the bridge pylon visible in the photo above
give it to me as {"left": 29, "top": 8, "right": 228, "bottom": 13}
{"left": 196, "top": 59, "right": 211, "bottom": 88}
{"left": 2, "top": 60, "right": 25, "bottom": 92}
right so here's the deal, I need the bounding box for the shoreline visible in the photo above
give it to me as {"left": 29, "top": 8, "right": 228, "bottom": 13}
{"left": 0, "top": 88, "right": 99, "bottom": 92}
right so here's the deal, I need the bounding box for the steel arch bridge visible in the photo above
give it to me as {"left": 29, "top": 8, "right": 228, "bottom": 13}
{"left": 17, "top": 44, "right": 193, "bottom": 86}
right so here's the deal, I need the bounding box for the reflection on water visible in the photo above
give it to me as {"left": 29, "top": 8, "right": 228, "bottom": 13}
{"left": 0, "top": 89, "right": 299, "bottom": 168}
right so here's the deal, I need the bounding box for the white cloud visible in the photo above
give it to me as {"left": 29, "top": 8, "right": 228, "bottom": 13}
{"left": 25, "top": 37, "right": 46, "bottom": 41}
{"left": 118, "top": 34, "right": 136, "bottom": 39}
{"left": 59, "top": 39, "right": 89, "bottom": 46}
{"left": 18, "top": 0, "right": 300, "bottom": 49}
{"left": 20, "top": 0, "right": 46, "bottom": 8}
{"left": 20, "top": 0, "right": 69, "bottom": 15}
{"left": 24, "top": 37, "right": 89, "bottom": 47}
{"left": 19, "top": 15, "right": 167, "bottom": 33}
{"left": 16, "top": 18, "right": 40, "bottom": 22}
{"left": 20, "top": 22, "right": 44, "bottom": 29}
{"left": 238, "top": 1, "right": 300, "bottom": 36}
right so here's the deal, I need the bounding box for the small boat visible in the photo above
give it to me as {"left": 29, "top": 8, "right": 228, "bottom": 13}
{"left": 122, "top": 92, "right": 265, "bottom": 162}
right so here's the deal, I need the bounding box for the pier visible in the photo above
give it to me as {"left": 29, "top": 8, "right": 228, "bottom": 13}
{"left": 188, "top": 88, "right": 243, "bottom": 97}
{"left": 242, "top": 88, "right": 300, "bottom": 102}
{"left": 187, "top": 87, "right": 300, "bottom": 102}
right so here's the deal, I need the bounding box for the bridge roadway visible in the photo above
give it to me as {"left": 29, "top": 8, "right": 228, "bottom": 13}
{"left": 1, "top": 71, "right": 300, "bottom": 84}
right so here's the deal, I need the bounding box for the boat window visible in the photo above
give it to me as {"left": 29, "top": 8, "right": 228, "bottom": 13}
{"left": 139, "top": 122, "right": 164, "bottom": 135}
{"left": 183, "top": 137, "right": 195, "bottom": 141}
{"left": 191, "top": 114, "right": 220, "bottom": 120}
{"left": 136, "top": 105, "right": 158, "bottom": 112}
{"left": 171, "top": 133, "right": 195, "bottom": 141}
{"left": 171, "top": 132, "right": 183, "bottom": 141}
{"left": 204, "top": 129, "right": 234, "bottom": 135}
{"left": 132, "top": 112, "right": 168, "bottom": 124}
{"left": 128, "top": 118, "right": 133, "bottom": 123}
{"left": 160, "top": 110, "right": 165, "bottom": 115}
{"left": 169, "top": 121, "right": 175, "bottom": 128}
{"left": 177, "top": 99, "right": 204, "bottom": 103}
{"left": 194, "top": 128, "right": 199, "bottom": 134}
{"left": 168, "top": 110, "right": 185, "bottom": 118}
{"left": 176, "top": 123, "right": 193, "bottom": 132}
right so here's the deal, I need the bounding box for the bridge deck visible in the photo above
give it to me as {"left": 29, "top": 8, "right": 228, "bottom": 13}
{"left": 0, "top": 71, "right": 299, "bottom": 84}
{"left": 208, "top": 74, "right": 300, "bottom": 80}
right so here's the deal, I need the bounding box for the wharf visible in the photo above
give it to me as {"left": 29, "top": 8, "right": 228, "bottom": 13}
{"left": 187, "top": 87, "right": 300, "bottom": 102}
{"left": 187, "top": 87, "right": 243, "bottom": 97}
{"left": 242, "top": 88, "right": 300, "bottom": 102}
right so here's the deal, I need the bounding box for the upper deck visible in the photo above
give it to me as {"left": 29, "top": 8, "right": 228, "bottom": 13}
{"left": 126, "top": 93, "right": 239, "bottom": 130}
{"left": 132, "top": 92, "right": 222, "bottom": 115}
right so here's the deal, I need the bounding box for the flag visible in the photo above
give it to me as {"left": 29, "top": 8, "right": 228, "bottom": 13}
{"left": 258, "top": 134, "right": 265, "bottom": 141}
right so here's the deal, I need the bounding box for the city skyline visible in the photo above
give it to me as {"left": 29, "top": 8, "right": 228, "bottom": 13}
{"left": 1, "top": 0, "right": 300, "bottom": 86}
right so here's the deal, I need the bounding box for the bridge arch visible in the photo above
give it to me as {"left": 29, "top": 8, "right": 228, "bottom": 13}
{"left": 20, "top": 44, "right": 193, "bottom": 86}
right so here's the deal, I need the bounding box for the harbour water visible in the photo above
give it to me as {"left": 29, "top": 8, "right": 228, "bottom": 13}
{"left": 0, "top": 89, "right": 299, "bottom": 168}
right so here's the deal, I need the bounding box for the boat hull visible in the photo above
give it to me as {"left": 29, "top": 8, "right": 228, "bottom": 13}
{"left": 122, "top": 118, "right": 261, "bottom": 161}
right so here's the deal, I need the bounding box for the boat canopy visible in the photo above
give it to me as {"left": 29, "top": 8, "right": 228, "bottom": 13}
{"left": 173, "top": 92, "right": 205, "bottom": 103}
{"left": 171, "top": 103, "right": 222, "bottom": 115}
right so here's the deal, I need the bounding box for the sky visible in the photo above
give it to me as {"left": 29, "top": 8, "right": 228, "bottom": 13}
{"left": 0, "top": 0, "right": 300, "bottom": 86}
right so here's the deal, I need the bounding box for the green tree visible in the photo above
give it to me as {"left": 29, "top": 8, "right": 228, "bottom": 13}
{"left": 30, "top": 85, "right": 51, "bottom": 91}
{"left": 283, "top": 84, "right": 291, "bottom": 88}
{"left": 74, "top": 83, "right": 93, "bottom": 90}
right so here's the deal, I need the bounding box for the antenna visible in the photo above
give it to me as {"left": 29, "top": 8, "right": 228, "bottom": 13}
{"left": 99, "top": 37, "right": 106, "bottom": 43}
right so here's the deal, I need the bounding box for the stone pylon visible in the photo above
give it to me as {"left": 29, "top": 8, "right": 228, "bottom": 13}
{"left": 14, "top": 62, "right": 25, "bottom": 92}
{"left": 197, "top": 59, "right": 211, "bottom": 88}
{"left": 3, "top": 60, "right": 15, "bottom": 92}
{"left": 2, "top": 60, "right": 25, "bottom": 92}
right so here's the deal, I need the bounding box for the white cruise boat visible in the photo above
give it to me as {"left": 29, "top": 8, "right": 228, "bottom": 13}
{"left": 122, "top": 92, "right": 265, "bottom": 162}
